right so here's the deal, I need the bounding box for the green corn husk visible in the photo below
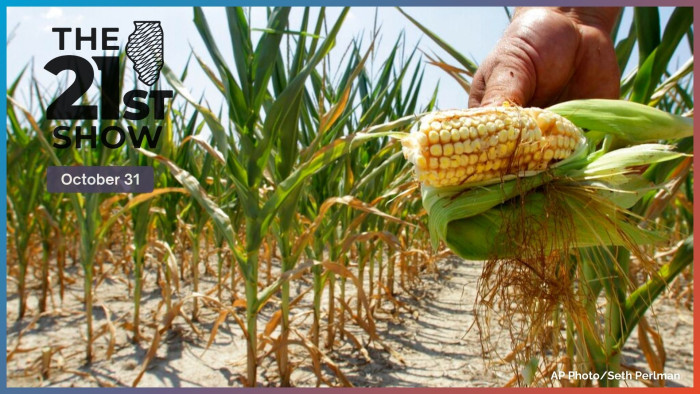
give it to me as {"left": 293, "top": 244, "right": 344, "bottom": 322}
{"left": 548, "top": 99, "right": 693, "bottom": 144}
{"left": 420, "top": 99, "right": 693, "bottom": 260}
{"left": 444, "top": 188, "right": 664, "bottom": 260}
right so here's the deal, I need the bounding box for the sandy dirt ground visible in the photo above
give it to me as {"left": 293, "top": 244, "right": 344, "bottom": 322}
{"left": 6, "top": 257, "right": 694, "bottom": 387}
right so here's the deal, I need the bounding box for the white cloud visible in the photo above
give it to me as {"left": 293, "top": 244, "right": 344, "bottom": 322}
{"left": 40, "top": 9, "right": 84, "bottom": 32}
{"left": 42, "top": 7, "right": 63, "bottom": 20}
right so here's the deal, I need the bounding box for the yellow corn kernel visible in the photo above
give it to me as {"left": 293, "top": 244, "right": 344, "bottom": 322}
{"left": 416, "top": 132, "right": 428, "bottom": 146}
{"left": 454, "top": 142, "right": 464, "bottom": 155}
{"left": 440, "top": 129, "right": 452, "bottom": 143}
{"left": 439, "top": 157, "right": 451, "bottom": 169}
{"left": 428, "top": 130, "right": 440, "bottom": 144}
{"left": 429, "top": 157, "right": 439, "bottom": 169}
{"left": 443, "top": 143, "right": 454, "bottom": 156}
{"left": 415, "top": 156, "right": 427, "bottom": 170}
{"left": 463, "top": 140, "right": 474, "bottom": 154}
{"left": 472, "top": 139, "right": 482, "bottom": 152}
{"left": 469, "top": 127, "right": 478, "bottom": 139}
{"left": 543, "top": 149, "right": 554, "bottom": 161}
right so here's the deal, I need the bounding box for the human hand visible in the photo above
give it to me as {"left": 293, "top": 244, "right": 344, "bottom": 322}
{"left": 469, "top": 7, "right": 621, "bottom": 108}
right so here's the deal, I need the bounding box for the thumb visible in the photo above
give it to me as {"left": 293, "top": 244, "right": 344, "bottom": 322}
{"left": 469, "top": 55, "right": 535, "bottom": 108}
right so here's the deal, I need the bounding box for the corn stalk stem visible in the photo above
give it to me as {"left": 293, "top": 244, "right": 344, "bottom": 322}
{"left": 312, "top": 266, "right": 322, "bottom": 349}
{"left": 387, "top": 246, "right": 395, "bottom": 296}
{"left": 12, "top": 226, "right": 29, "bottom": 319}
{"left": 84, "top": 267, "right": 94, "bottom": 363}
{"left": 57, "top": 240, "right": 66, "bottom": 302}
{"left": 39, "top": 240, "right": 50, "bottom": 313}
{"left": 339, "top": 276, "right": 346, "bottom": 340}
{"left": 280, "top": 279, "right": 291, "bottom": 386}
{"left": 191, "top": 234, "right": 200, "bottom": 321}
{"left": 216, "top": 247, "right": 224, "bottom": 301}
{"left": 16, "top": 254, "right": 28, "bottom": 320}
{"left": 244, "top": 217, "right": 261, "bottom": 387}
{"left": 161, "top": 255, "right": 173, "bottom": 313}
{"left": 368, "top": 252, "right": 375, "bottom": 312}
{"left": 245, "top": 275, "right": 258, "bottom": 387}
{"left": 133, "top": 251, "right": 143, "bottom": 342}
{"left": 278, "top": 231, "right": 294, "bottom": 386}
{"left": 326, "top": 272, "right": 336, "bottom": 349}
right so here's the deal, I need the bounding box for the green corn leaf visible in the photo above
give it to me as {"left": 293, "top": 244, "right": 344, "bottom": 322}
{"left": 631, "top": 7, "right": 693, "bottom": 104}
{"left": 226, "top": 7, "right": 253, "bottom": 103}
{"left": 397, "top": 7, "right": 478, "bottom": 74}
{"left": 261, "top": 116, "right": 416, "bottom": 237}
{"left": 251, "top": 7, "right": 291, "bottom": 113}
{"left": 622, "top": 235, "right": 692, "bottom": 344}
{"left": 162, "top": 64, "right": 251, "bottom": 213}
{"left": 191, "top": 50, "right": 225, "bottom": 95}
{"left": 289, "top": 8, "right": 311, "bottom": 77}
{"left": 8, "top": 64, "right": 27, "bottom": 96}
{"left": 193, "top": 7, "right": 248, "bottom": 124}
{"left": 649, "top": 56, "right": 693, "bottom": 107}
{"left": 634, "top": 7, "right": 660, "bottom": 66}
{"left": 161, "top": 64, "right": 230, "bottom": 157}
{"left": 254, "top": 8, "right": 349, "bottom": 187}
{"left": 137, "top": 148, "right": 248, "bottom": 272}
{"left": 615, "top": 15, "right": 637, "bottom": 73}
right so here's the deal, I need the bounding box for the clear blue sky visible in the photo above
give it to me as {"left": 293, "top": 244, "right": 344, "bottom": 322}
{"left": 6, "top": 7, "right": 690, "bottom": 115}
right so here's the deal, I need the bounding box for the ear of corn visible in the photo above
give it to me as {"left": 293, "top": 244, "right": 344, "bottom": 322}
{"left": 404, "top": 99, "right": 693, "bottom": 259}
{"left": 401, "top": 104, "right": 586, "bottom": 188}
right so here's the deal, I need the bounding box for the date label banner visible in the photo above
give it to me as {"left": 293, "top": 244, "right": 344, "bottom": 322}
{"left": 47, "top": 166, "right": 154, "bottom": 193}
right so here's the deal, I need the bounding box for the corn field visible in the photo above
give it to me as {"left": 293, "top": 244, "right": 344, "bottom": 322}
{"left": 5, "top": 6, "right": 694, "bottom": 387}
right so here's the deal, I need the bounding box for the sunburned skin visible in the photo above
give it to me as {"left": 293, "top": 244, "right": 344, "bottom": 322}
{"left": 469, "top": 7, "right": 621, "bottom": 109}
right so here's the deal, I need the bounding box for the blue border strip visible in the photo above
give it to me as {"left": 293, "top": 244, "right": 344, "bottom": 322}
{"left": 2, "top": 2, "right": 697, "bottom": 392}
{"left": 2, "top": 4, "right": 8, "bottom": 390}
{"left": 2, "top": 1, "right": 699, "bottom": 6}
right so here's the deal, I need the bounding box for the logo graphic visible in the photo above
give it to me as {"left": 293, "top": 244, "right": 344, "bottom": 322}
{"left": 46, "top": 22, "right": 173, "bottom": 149}
{"left": 125, "top": 21, "right": 164, "bottom": 86}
